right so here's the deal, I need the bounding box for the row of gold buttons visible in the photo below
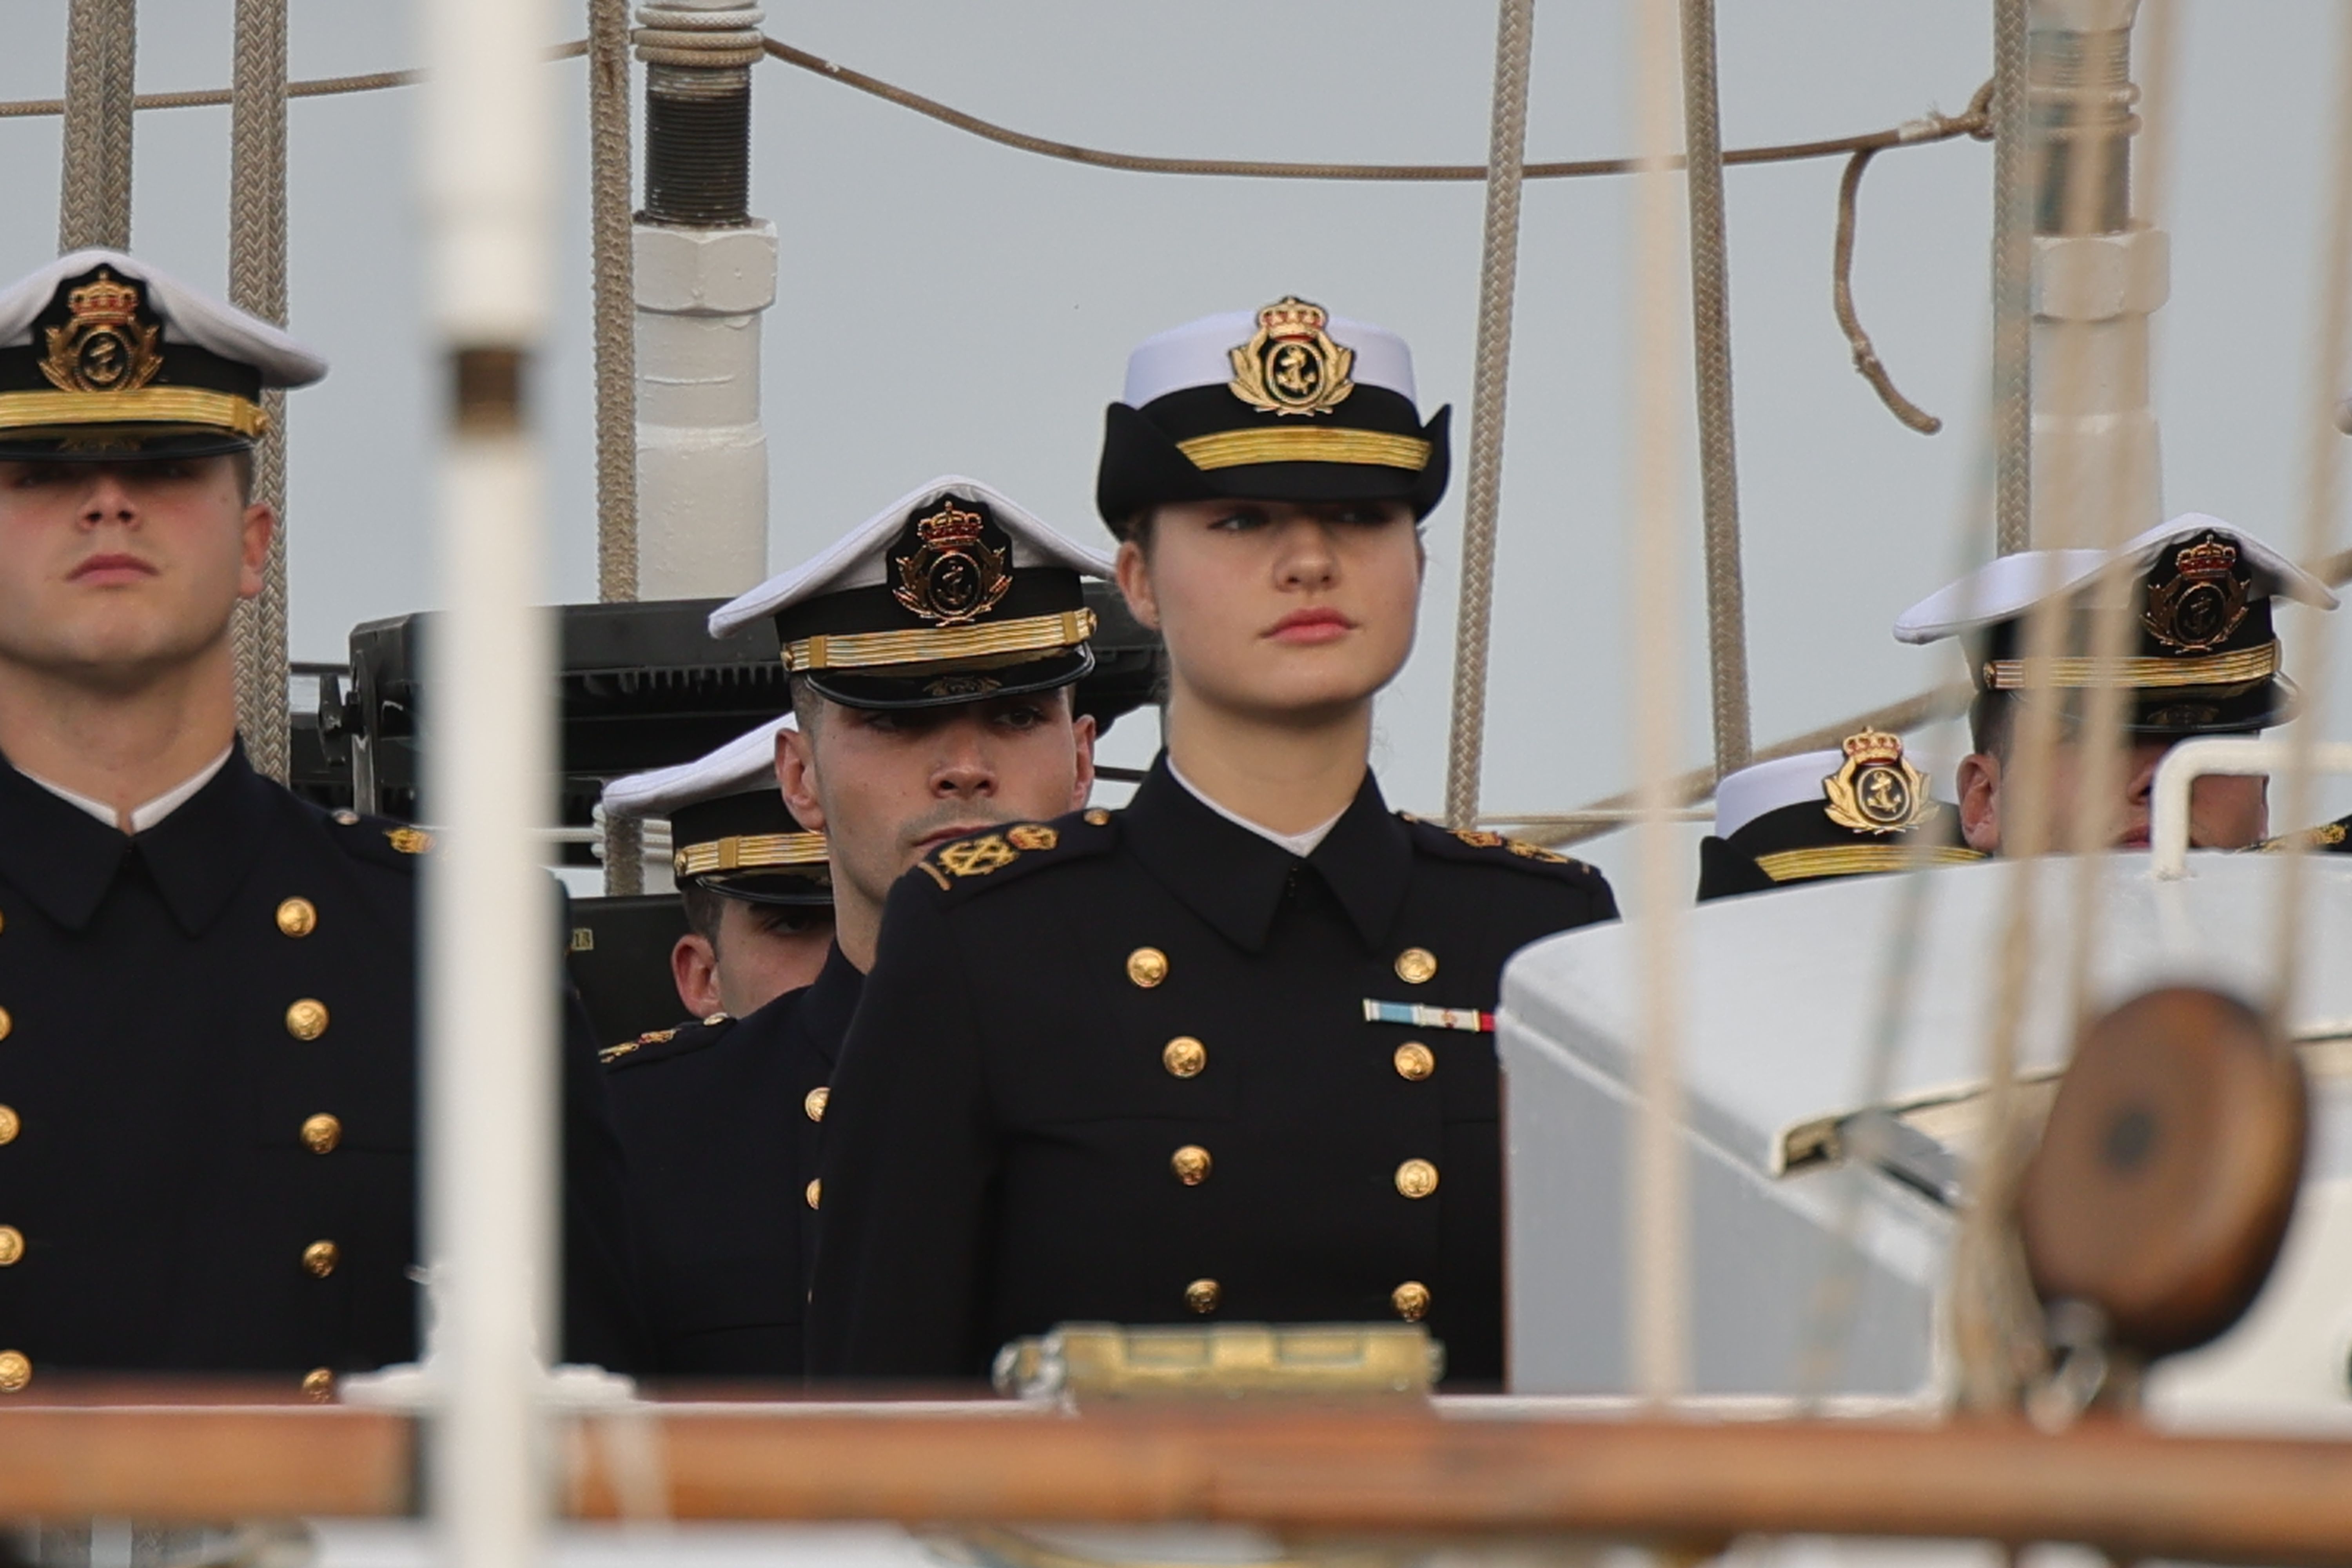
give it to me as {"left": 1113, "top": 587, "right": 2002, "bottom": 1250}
{"left": 1127, "top": 946, "right": 1442, "bottom": 990}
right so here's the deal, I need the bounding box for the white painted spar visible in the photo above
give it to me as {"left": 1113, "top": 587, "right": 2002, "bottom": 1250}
{"left": 419, "top": 0, "right": 559, "bottom": 1564}
{"left": 634, "top": 219, "right": 776, "bottom": 598}
{"left": 1499, "top": 850, "right": 2352, "bottom": 1417}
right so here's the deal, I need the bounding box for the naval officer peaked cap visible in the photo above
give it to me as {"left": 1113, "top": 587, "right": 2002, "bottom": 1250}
{"left": 0, "top": 248, "right": 326, "bottom": 461}
{"left": 602, "top": 714, "right": 831, "bottom": 907}
{"left": 1696, "top": 733, "right": 1981, "bottom": 902}
{"left": 1894, "top": 515, "right": 2339, "bottom": 736}
{"left": 711, "top": 475, "right": 1114, "bottom": 710}
{"left": 1096, "top": 295, "right": 1453, "bottom": 530}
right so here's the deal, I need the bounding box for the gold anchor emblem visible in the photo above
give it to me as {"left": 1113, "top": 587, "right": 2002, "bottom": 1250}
{"left": 1227, "top": 296, "right": 1355, "bottom": 417}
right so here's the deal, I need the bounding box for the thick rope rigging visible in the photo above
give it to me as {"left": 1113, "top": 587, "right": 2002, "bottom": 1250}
{"left": 56, "top": 0, "right": 136, "bottom": 252}
{"left": 1681, "top": 0, "right": 1753, "bottom": 780}
{"left": 1990, "top": 0, "right": 2033, "bottom": 553}
{"left": 590, "top": 0, "right": 642, "bottom": 895}
{"left": 1440, "top": 0, "right": 1535, "bottom": 832}
{"left": 229, "top": 0, "right": 291, "bottom": 784}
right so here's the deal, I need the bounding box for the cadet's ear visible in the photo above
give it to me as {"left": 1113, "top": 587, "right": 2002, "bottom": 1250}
{"left": 671, "top": 933, "right": 722, "bottom": 1020}
{"left": 1957, "top": 752, "right": 2002, "bottom": 854}
{"left": 1114, "top": 539, "right": 1160, "bottom": 632}
{"left": 237, "top": 501, "right": 276, "bottom": 601}
{"left": 776, "top": 722, "right": 825, "bottom": 832}
{"left": 1068, "top": 711, "right": 1098, "bottom": 811}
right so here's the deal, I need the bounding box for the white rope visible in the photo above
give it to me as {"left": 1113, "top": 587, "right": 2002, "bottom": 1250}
{"left": 1627, "top": 0, "right": 1692, "bottom": 1405}
{"left": 1440, "top": 0, "right": 1535, "bottom": 830}
{"left": 1679, "top": 0, "right": 1752, "bottom": 779}
{"left": 2269, "top": 2, "right": 2352, "bottom": 1029}
{"left": 57, "top": 0, "right": 136, "bottom": 252}
{"left": 230, "top": 0, "right": 292, "bottom": 784}
{"left": 590, "top": 0, "right": 644, "bottom": 895}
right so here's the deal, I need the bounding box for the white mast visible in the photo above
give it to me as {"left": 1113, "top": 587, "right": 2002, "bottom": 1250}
{"left": 631, "top": 2, "right": 775, "bottom": 598}
{"left": 417, "top": 0, "right": 558, "bottom": 1562}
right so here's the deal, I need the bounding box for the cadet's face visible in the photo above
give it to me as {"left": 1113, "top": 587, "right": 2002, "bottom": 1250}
{"left": 1117, "top": 498, "right": 1421, "bottom": 721}
{"left": 1958, "top": 737, "right": 2270, "bottom": 853}
{"left": 778, "top": 693, "right": 1096, "bottom": 951}
{"left": 0, "top": 457, "right": 266, "bottom": 685}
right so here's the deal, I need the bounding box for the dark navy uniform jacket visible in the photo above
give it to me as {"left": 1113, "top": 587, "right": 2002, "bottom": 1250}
{"left": 603, "top": 942, "right": 860, "bottom": 1378}
{"left": 806, "top": 759, "right": 1617, "bottom": 1385}
{"left": 0, "top": 746, "right": 634, "bottom": 1389}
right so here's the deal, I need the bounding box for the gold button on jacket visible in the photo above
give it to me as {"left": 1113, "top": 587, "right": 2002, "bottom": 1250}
{"left": 301, "top": 1367, "right": 336, "bottom": 1402}
{"left": 1161, "top": 1036, "right": 1207, "bottom": 1078}
{"left": 0, "top": 1350, "right": 29, "bottom": 1393}
{"left": 275, "top": 897, "right": 318, "bottom": 938}
{"left": 1392, "top": 1042, "right": 1435, "bottom": 1081}
{"left": 0, "top": 1225, "right": 22, "bottom": 1266}
{"left": 301, "top": 1113, "right": 342, "bottom": 1154}
{"left": 1169, "top": 1145, "right": 1212, "bottom": 1185}
{"left": 804, "top": 1085, "right": 830, "bottom": 1123}
{"left": 1183, "top": 1278, "right": 1221, "bottom": 1314}
{"left": 1394, "top": 1159, "right": 1440, "bottom": 1200}
{"left": 1392, "top": 1280, "right": 1432, "bottom": 1321}
{"left": 1394, "top": 947, "right": 1438, "bottom": 985}
{"left": 0, "top": 1103, "right": 18, "bottom": 1145}
{"left": 1125, "top": 947, "right": 1169, "bottom": 988}
{"left": 302, "top": 1240, "right": 340, "bottom": 1278}
{"left": 285, "top": 998, "right": 330, "bottom": 1041}
{"left": 805, "top": 1179, "right": 822, "bottom": 1210}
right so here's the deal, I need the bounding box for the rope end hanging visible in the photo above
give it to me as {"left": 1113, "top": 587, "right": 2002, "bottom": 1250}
{"left": 1832, "top": 146, "right": 1946, "bottom": 437}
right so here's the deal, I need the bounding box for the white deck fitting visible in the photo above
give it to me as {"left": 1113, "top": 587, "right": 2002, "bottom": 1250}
{"left": 1500, "top": 851, "right": 2352, "bottom": 1411}
{"left": 634, "top": 220, "right": 776, "bottom": 599}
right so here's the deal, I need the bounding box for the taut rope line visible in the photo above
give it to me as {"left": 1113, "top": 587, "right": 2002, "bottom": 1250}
{"left": 229, "top": 0, "right": 292, "bottom": 784}
{"left": 56, "top": 0, "right": 136, "bottom": 252}
{"left": 1441, "top": 0, "right": 1535, "bottom": 831}
{"left": 588, "top": 0, "right": 642, "bottom": 895}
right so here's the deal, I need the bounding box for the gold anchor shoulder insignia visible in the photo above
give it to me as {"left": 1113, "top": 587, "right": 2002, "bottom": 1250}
{"left": 935, "top": 833, "right": 1020, "bottom": 879}
{"left": 1506, "top": 838, "right": 1572, "bottom": 864}
{"left": 1450, "top": 828, "right": 1506, "bottom": 849}
{"left": 385, "top": 826, "right": 433, "bottom": 855}
{"left": 1227, "top": 295, "right": 1355, "bottom": 417}
{"left": 2143, "top": 534, "right": 2250, "bottom": 652}
{"left": 42, "top": 270, "right": 164, "bottom": 396}
{"left": 893, "top": 497, "right": 1012, "bottom": 628}
{"left": 1821, "top": 729, "right": 1937, "bottom": 835}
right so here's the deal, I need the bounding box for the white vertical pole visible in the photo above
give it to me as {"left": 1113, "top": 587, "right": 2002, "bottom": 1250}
{"left": 418, "top": 0, "right": 557, "bottom": 1563}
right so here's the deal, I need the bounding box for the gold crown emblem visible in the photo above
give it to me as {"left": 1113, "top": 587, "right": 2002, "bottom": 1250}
{"left": 2173, "top": 537, "right": 2238, "bottom": 581}
{"left": 65, "top": 272, "right": 142, "bottom": 329}
{"left": 1822, "top": 729, "right": 1936, "bottom": 836}
{"left": 2144, "top": 533, "right": 2249, "bottom": 652}
{"left": 1227, "top": 294, "right": 1355, "bottom": 418}
{"left": 915, "top": 500, "right": 985, "bottom": 548}
{"left": 41, "top": 267, "right": 163, "bottom": 396}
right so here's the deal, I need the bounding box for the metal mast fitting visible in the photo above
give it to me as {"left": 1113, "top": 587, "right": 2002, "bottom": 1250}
{"left": 632, "top": 2, "right": 774, "bottom": 599}
{"left": 2026, "top": 0, "right": 2167, "bottom": 549}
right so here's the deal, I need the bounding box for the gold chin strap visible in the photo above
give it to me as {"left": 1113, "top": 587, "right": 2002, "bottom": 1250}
{"left": 1175, "top": 426, "right": 1431, "bottom": 473}
{"left": 0, "top": 387, "right": 269, "bottom": 437}
{"left": 1755, "top": 843, "right": 1986, "bottom": 883}
{"left": 673, "top": 830, "right": 830, "bottom": 879}
{"left": 783, "top": 608, "right": 1094, "bottom": 674}
{"left": 1982, "top": 640, "right": 2278, "bottom": 692}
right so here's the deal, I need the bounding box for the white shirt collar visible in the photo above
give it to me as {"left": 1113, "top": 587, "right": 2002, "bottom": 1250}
{"left": 22, "top": 744, "right": 235, "bottom": 834}
{"left": 1166, "top": 756, "right": 1345, "bottom": 858}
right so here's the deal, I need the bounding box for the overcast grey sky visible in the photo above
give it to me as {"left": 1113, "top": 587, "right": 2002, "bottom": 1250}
{"left": 3, "top": 1, "right": 2348, "bottom": 862}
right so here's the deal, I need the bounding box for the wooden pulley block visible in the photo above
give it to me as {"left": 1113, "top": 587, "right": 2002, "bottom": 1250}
{"left": 2017, "top": 985, "right": 2307, "bottom": 1361}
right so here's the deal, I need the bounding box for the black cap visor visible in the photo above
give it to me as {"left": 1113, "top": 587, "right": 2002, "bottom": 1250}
{"left": 796, "top": 644, "right": 1096, "bottom": 712}
{"left": 1097, "top": 396, "right": 1451, "bottom": 528}
{"left": 695, "top": 866, "right": 835, "bottom": 908}
{"left": 0, "top": 426, "right": 255, "bottom": 463}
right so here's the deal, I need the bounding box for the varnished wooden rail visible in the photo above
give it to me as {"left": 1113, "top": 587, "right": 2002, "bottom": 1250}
{"left": 5, "top": 1387, "right": 2352, "bottom": 1565}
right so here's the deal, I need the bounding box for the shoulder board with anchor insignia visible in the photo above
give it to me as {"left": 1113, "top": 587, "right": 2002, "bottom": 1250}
{"left": 1397, "top": 811, "right": 1606, "bottom": 883}
{"left": 2252, "top": 815, "right": 2352, "bottom": 855}
{"left": 913, "top": 809, "right": 1117, "bottom": 899}
{"left": 599, "top": 1013, "right": 734, "bottom": 1071}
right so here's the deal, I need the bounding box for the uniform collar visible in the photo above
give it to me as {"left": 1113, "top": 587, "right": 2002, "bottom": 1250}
{"left": 0, "top": 741, "right": 276, "bottom": 935}
{"left": 1121, "top": 754, "right": 1409, "bottom": 954}
{"left": 799, "top": 941, "right": 865, "bottom": 1067}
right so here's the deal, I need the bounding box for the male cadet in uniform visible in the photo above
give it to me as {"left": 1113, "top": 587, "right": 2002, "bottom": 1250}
{"left": 809, "top": 299, "right": 1619, "bottom": 1387}
{"left": 1893, "top": 514, "right": 2336, "bottom": 854}
{"left": 600, "top": 476, "right": 1106, "bottom": 1378}
{"left": 601, "top": 714, "right": 835, "bottom": 1023}
{"left": 1695, "top": 731, "right": 1982, "bottom": 901}
{"left": 0, "top": 251, "right": 629, "bottom": 1391}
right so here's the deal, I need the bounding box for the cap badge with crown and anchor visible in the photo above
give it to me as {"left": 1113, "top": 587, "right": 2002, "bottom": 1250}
{"left": 1821, "top": 729, "right": 1938, "bottom": 836}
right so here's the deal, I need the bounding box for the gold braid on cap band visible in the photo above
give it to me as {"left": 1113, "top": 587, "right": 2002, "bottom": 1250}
{"left": 673, "top": 831, "right": 831, "bottom": 880}
{"left": 1755, "top": 844, "right": 1987, "bottom": 883}
{"left": 783, "top": 608, "right": 1096, "bottom": 674}
{"left": 1983, "top": 640, "right": 2278, "bottom": 692}
{"left": 0, "top": 387, "right": 269, "bottom": 437}
{"left": 1176, "top": 426, "right": 1432, "bottom": 473}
